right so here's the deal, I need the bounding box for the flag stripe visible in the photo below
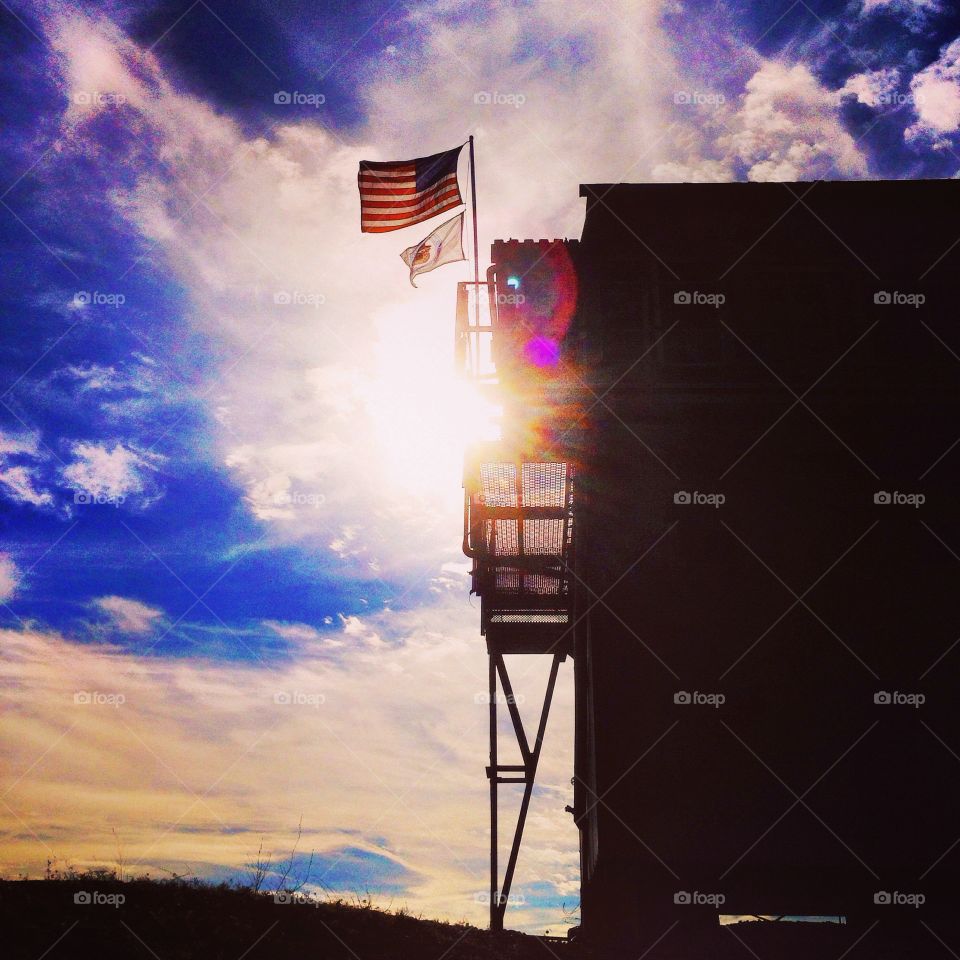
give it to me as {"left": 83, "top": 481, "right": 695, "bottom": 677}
{"left": 358, "top": 171, "right": 416, "bottom": 183}
{"left": 362, "top": 196, "right": 463, "bottom": 231}
{"left": 362, "top": 197, "right": 463, "bottom": 225}
{"left": 359, "top": 173, "right": 458, "bottom": 198}
{"left": 361, "top": 195, "right": 463, "bottom": 218}
{"left": 360, "top": 184, "right": 461, "bottom": 209}
{"left": 358, "top": 145, "right": 464, "bottom": 233}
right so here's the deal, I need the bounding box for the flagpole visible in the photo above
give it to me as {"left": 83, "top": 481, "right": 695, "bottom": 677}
{"left": 468, "top": 135, "right": 480, "bottom": 335}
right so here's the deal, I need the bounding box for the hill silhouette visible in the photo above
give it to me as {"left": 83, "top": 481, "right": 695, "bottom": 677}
{"left": 1, "top": 870, "right": 562, "bottom": 960}
{"left": 0, "top": 871, "right": 919, "bottom": 958}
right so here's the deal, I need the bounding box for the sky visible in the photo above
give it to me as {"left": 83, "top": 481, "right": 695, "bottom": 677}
{"left": 2, "top": 0, "right": 960, "bottom": 936}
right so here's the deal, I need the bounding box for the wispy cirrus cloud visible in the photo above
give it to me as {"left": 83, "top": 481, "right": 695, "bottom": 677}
{"left": 94, "top": 594, "right": 164, "bottom": 635}
{"left": 0, "top": 556, "right": 20, "bottom": 603}
{"left": 0, "top": 430, "right": 56, "bottom": 510}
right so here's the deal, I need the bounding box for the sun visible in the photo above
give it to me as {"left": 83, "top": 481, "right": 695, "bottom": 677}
{"left": 365, "top": 294, "right": 501, "bottom": 514}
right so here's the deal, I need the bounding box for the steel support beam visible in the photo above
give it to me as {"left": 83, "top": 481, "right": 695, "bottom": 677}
{"left": 486, "top": 652, "right": 564, "bottom": 932}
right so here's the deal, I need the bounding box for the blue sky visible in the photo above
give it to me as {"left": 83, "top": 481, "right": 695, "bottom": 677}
{"left": 2, "top": 0, "right": 960, "bottom": 935}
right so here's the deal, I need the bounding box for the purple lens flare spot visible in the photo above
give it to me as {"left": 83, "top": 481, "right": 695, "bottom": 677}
{"left": 525, "top": 337, "right": 561, "bottom": 367}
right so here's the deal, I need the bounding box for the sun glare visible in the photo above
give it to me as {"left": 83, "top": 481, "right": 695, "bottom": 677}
{"left": 366, "top": 300, "right": 501, "bottom": 510}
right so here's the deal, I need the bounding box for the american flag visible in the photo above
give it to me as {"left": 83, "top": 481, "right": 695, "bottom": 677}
{"left": 358, "top": 145, "right": 464, "bottom": 233}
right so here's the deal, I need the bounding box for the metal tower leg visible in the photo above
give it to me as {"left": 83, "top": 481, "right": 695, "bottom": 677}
{"left": 486, "top": 651, "right": 564, "bottom": 932}
{"left": 489, "top": 655, "right": 499, "bottom": 932}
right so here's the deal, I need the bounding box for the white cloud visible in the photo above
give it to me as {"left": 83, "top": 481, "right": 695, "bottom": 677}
{"left": 907, "top": 39, "right": 960, "bottom": 146}
{"left": 0, "top": 555, "right": 20, "bottom": 602}
{"left": 718, "top": 62, "right": 868, "bottom": 181}
{"left": 0, "top": 465, "right": 56, "bottom": 509}
{"left": 651, "top": 158, "right": 734, "bottom": 182}
{"left": 861, "top": 0, "right": 940, "bottom": 16}
{"left": 0, "top": 431, "right": 42, "bottom": 457}
{"left": 94, "top": 595, "right": 164, "bottom": 635}
{"left": 262, "top": 620, "right": 345, "bottom": 650}
{"left": 840, "top": 67, "right": 902, "bottom": 108}
{"left": 0, "top": 430, "right": 55, "bottom": 509}
{"left": 60, "top": 440, "right": 165, "bottom": 506}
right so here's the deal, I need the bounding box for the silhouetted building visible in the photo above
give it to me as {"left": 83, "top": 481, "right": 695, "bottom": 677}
{"left": 461, "top": 180, "right": 960, "bottom": 957}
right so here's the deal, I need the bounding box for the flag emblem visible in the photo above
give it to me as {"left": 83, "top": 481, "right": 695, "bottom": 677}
{"left": 358, "top": 145, "right": 464, "bottom": 233}
{"left": 400, "top": 212, "right": 466, "bottom": 287}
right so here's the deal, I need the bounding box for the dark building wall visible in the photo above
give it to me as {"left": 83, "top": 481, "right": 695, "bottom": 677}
{"left": 492, "top": 181, "right": 960, "bottom": 954}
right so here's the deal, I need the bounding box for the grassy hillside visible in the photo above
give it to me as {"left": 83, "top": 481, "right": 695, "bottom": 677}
{"left": 0, "top": 871, "right": 562, "bottom": 960}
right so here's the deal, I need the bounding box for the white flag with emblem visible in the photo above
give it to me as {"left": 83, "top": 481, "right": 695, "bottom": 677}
{"left": 399, "top": 212, "right": 466, "bottom": 287}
